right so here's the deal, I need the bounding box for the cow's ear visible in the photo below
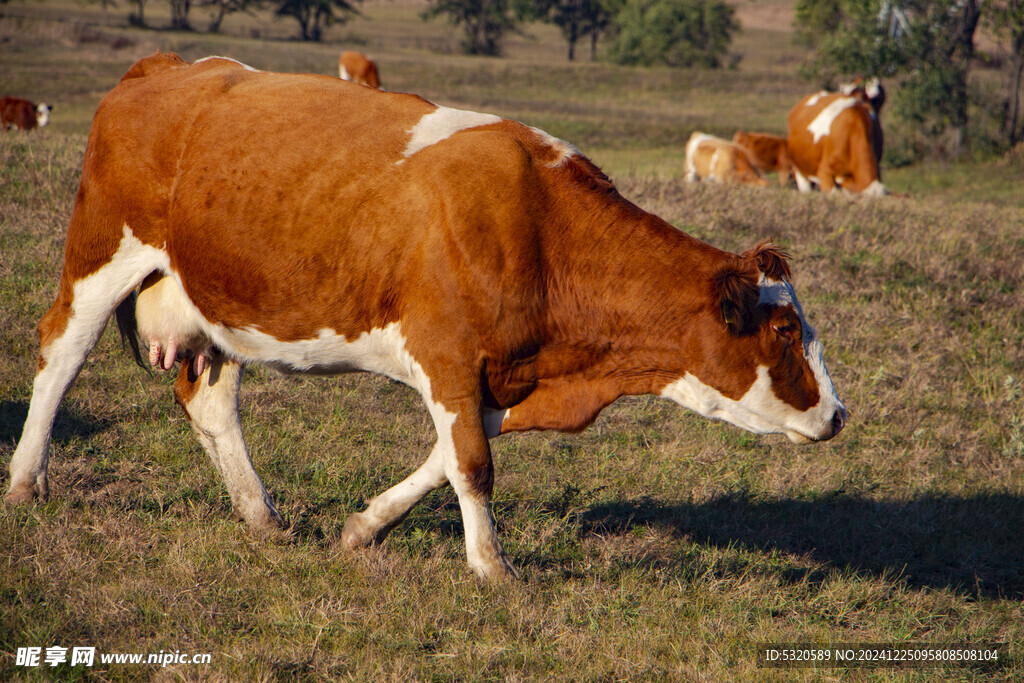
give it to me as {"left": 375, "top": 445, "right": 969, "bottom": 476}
{"left": 712, "top": 261, "right": 760, "bottom": 334}
{"left": 742, "top": 240, "right": 791, "bottom": 281}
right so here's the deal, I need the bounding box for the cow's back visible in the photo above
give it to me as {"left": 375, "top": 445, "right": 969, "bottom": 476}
{"left": 83, "top": 54, "right": 558, "bottom": 346}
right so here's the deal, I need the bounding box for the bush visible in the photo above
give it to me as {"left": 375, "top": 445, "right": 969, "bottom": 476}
{"left": 605, "top": 0, "right": 738, "bottom": 68}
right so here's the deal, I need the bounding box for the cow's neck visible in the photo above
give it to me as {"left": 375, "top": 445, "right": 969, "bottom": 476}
{"left": 539, "top": 191, "right": 725, "bottom": 398}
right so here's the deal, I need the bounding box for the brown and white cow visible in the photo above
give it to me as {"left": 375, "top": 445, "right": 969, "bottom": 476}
{"left": 5, "top": 53, "right": 846, "bottom": 581}
{"left": 787, "top": 90, "right": 885, "bottom": 197}
{"left": 1, "top": 96, "right": 52, "bottom": 131}
{"left": 731, "top": 131, "right": 793, "bottom": 187}
{"left": 684, "top": 132, "right": 769, "bottom": 187}
{"left": 338, "top": 50, "right": 381, "bottom": 89}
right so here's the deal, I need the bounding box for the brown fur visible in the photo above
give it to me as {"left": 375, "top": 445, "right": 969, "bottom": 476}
{"left": 731, "top": 132, "right": 792, "bottom": 186}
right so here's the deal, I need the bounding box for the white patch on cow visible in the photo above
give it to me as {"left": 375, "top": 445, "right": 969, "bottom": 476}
{"left": 401, "top": 105, "right": 501, "bottom": 161}
{"left": 806, "top": 91, "right": 829, "bottom": 107}
{"left": 661, "top": 365, "right": 838, "bottom": 444}
{"left": 195, "top": 56, "right": 260, "bottom": 72}
{"left": 528, "top": 126, "right": 579, "bottom": 168}
{"left": 865, "top": 77, "right": 881, "bottom": 101}
{"left": 339, "top": 65, "right": 351, "bottom": 81}
{"left": 662, "top": 276, "right": 844, "bottom": 442}
{"left": 685, "top": 133, "right": 714, "bottom": 182}
{"left": 792, "top": 168, "right": 813, "bottom": 193}
{"left": 35, "top": 104, "right": 50, "bottom": 128}
{"left": 807, "top": 96, "right": 858, "bottom": 143}
{"left": 708, "top": 149, "right": 722, "bottom": 182}
{"left": 863, "top": 179, "right": 886, "bottom": 198}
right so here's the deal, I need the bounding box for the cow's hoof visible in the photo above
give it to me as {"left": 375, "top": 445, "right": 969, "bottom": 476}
{"left": 341, "top": 513, "right": 377, "bottom": 549}
{"left": 4, "top": 487, "right": 37, "bottom": 505}
{"left": 470, "top": 554, "right": 521, "bottom": 582}
{"left": 4, "top": 479, "right": 47, "bottom": 505}
{"left": 341, "top": 512, "right": 397, "bottom": 549}
{"left": 241, "top": 506, "right": 291, "bottom": 541}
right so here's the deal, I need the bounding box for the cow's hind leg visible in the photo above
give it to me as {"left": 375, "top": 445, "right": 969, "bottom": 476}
{"left": 343, "top": 395, "right": 517, "bottom": 581}
{"left": 6, "top": 233, "right": 162, "bottom": 504}
{"left": 173, "top": 358, "right": 287, "bottom": 537}
{"left": 341, "top": 438, "right": 449, "bottom": 548}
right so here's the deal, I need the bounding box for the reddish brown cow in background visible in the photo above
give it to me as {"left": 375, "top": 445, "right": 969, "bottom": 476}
{"left": 787, "top": 90, "right": 885, "bottom": 197}
{"left": 1, "top": 96, "right": 52, "bottom": 131}
{"left": 338, "top": 50, "right": 381, "bottom": 89}
{"left": 5, "top": 53, "right": 846, "bottom": 581}
{"left": 731, "top": 131, "right": 793, "bottom": 186}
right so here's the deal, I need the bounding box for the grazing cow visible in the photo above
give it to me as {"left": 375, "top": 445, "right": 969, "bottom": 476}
{"left": 1, "top": 96, "right": 52, "bottom": 131}
{"left": 685, "top": 132, "right": 769, "bottom": 187}
{"left": 5, "top": 53, "right": 846, "bottom": 581}
{"left": 338, "top": 50, "right": 380, "bottom": 89}
{"left": 787, "top": 90, "right": 885, "bottom": 197}
{"left": 731, "top": 131, "right": 793, "bottom": 187}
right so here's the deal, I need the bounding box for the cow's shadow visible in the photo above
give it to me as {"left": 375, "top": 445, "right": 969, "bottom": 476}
{"left": 0, "top": 400, "right": 107, "bottom": 446}
{"left": 562, "top": 491, "right": 1024, "bottom": 600}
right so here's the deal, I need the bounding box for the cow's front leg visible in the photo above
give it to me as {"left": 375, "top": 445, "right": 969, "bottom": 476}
{"left": 441, "top": 402, "right": 518, "bottom": 581}
{"left": 173, "top": 357, "right": 287, "bottom": 537}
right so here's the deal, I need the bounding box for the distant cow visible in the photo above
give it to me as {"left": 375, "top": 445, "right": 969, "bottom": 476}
{"left": 731, "top": 131, "right": 792, "bottom": 186}
{"left": 338, "top": 50, "right": 380, "bottom": 89}
{"left": 5, "top": 53, "right": 846, "bottom": 581}
{"left": 685, "top": 132, "right": 769, "bottom": 187}
{"left": 787, "top": 90, "right": 885, "bottom": 197}
{"left": 1, "top": 97, "right": 52, "bottom": 131}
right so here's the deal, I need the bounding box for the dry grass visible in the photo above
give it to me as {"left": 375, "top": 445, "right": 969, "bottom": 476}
{"left": 2, "top": 3, "right": 1023, "bottom": 681}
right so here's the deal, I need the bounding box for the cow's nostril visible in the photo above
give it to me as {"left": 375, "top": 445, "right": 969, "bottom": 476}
{"left": 831, "top": 409, "right": 846, "bottom": 435}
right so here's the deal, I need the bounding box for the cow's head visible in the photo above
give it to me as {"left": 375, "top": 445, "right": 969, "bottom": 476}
{"left": 36, "top": 103, "right": 51, "bottom": 128}
{"left": 662, "top": 242, "right": 846, "bottom": 443}
{"left": 735, "top": 154, "right": 770, "bottom": 188}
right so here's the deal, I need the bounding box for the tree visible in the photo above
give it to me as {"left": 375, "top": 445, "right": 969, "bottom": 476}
{"left": 274, "top": 0, "right": 360, "bottom": 41}
{"left": 203, "top": 0, "right": 261, "bottom": 33}
{"left": 795, "top": 0, "right": 981, "bottom": 157}
{"left": 128, "top": 0, "right": 147, "bottom": 26}
{"left": 605, "top": 0, "right": 738, "bottom": 68}
{"left": 422, "top": 0, "right": 527, "bottom": 56}
{"left": 987, "top": 1, "right": 1024, "bottom": 146}
{"left": 537, "top": 0, "right": 618, "bottom": 61}
{"left": 170, "top": 0, "right": 194, "bottom": 29}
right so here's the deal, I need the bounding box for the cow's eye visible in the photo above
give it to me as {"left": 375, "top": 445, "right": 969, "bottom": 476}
{"left": 772, "top": 321, "right": 798, "bottom": 340}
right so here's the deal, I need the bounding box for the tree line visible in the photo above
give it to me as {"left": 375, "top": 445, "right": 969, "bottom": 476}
{"left": 13, "top": 0, "right": 1021, "bottom": 156}
{"left": 51, "top": 0, "right": 740, "bottom": 67}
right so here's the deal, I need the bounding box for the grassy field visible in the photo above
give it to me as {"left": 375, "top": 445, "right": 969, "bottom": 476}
{"left": 2, "top": 1, "right": 1023, "bottom": 680}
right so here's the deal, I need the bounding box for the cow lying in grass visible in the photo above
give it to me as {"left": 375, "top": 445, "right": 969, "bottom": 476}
{"left": 685, "top": 132, "right": 769, "bottom": 187}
